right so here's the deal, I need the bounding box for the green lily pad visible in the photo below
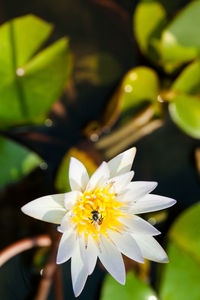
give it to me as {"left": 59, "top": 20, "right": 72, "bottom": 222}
{"left": 160, "top": 203, "right": 200, "bottom": 300}
{"left": 134, "top": 0, "right": 167, "bottom": 60}
{"left": 161, "top": 1, "right": 200, "bottom": 71}
{"left": 172, "top": 60, "right": 200, "bottom": 95}
{"left": 0, "top": 14, "right": 72, "bottom": 127}
{"left": 169, "top": 202, "right": 200, "bottom": 262}
{"left": 160, "top": 242, "right": 200, "bottom": 300}
{"left": 169, "top": 94, "right": 200, "bottom": 139}
{"left": 121, "top": 67, "right": 159, "bottom": 110}
{"left": 101, "top": 66, "right": 160, "bottom": 128}
{"left": 0, "top": 136, "right": 42, "bottom": 189}
{"left": 101, "top": 272, "right": 157, "bottom": 300}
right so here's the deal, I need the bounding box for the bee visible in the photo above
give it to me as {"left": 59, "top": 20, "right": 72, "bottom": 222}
{"left": 90, "top": 210, "right": 104, "bottom": 225}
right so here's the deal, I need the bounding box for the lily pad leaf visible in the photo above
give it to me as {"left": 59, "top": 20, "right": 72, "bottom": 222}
{"left": 0, "top": 14, "right": 72, "bottom": 127}
{"left": 160, "top": 242, "right": 200, "bottom": 300}
{"left": 120, "top": 67, "right": 159, "bottom": 112}
{"left": 160, "top": 203, "right": 200, "bottom": 300}
{"left": 101, "top": 272, "right": 157, "bottom": 300}
{"left": 134, "top": 0, "right": 167, "bottom": 60}
{"left": 102, "top": 66, "right": 160, "bottom": 128}
{"left": 169, "top": 94, "right": 200, "bottom": 139}
{"left": 161, "top": 1, "right": 200, "bottom": 71}
{"left": 169, "top": 202, "right": 200, "bottom": 262}
{"left": 172, "top": 60, "right": 200, "bottom": 95}
{"left": 0, "top": 136, "right": 42, "bottom": 189}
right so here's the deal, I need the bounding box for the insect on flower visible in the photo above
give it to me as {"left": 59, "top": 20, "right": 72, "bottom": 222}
{"left": 90, "top": 210, "right": 104, "bottom": 225}
{"left": 21, "top": 147, "right": 176, "bottom": 297}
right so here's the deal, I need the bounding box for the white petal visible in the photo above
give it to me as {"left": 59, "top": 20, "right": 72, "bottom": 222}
{"left": 99, "top": 234, "right": 125, "bottom": 284}
{"left": 116, "top": 181, "right": 158, "bottom": 204}
{"left": 64, "top": 191, "right": 82, "bottom": 210}
{"left": 69, "top": 157, "right": 89, "bottom": 192}
{"left": 126, "top": 181, "right": 158, "bottom": 200}
{"left": 108, "top": 230, "right": 144, "bottom": 263}
{"left": 108, "top": 147, "right": 136, "bottom": 177}
{"left": 87, "top": 162, "right": 110, "bottom": 191}
{"left": 57, "top": 230, "right": 76, "bottom": 264}
{"left": 107, "top": 171, "right": 134, "bottom": 193}
{"left": 21, "top": 194, "right": 66, "bottom": 224}
{"left": 57, "top": 213, "right": 72, "bottom": 233}
{"left": 119, "top": 215, "right": 160, "bottom": 236}
{"left": 71, "top": 244, "right": 88, "bottom": 297}
{"left": 130, "top": 194, "right": 176, "bottom": 214}
{"left": 79, "top": 235, "right": 98, "bottom": 275}
{"left": 132, "top": 235, "right": 168, "bottom": 263}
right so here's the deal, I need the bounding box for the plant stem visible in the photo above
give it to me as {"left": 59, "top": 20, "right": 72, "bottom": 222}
{"left": 53, "top": 265, "right": 64, "bottom": 300}
{"left": 0, "top": 235, "right": 51, "bottom": 267}
{"left": 96, "top": 106, "right": 155, "bottom": 150}
{"left": 103, "top": 119, "right": 163, "bottom": 159}
{"left": 195, "top": 147, "right": 200, "bottom": 175}
{"left": 34, "top": 232, "right": 63, "bottom": 300}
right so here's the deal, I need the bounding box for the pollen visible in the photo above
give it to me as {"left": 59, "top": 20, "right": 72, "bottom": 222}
{"left": 71, "top": 185, "right": 126, "bottom": 239}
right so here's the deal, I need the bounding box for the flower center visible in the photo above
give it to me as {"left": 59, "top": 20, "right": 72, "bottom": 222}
{"left": 71, "top": 185, "right": 126, "bottom": 240}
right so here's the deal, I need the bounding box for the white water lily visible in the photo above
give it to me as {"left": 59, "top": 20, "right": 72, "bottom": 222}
{"left": 21, "top": 148, "right": 176, "bottom": 297}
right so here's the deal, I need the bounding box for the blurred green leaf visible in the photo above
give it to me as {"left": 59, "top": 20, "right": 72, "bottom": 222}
{"left": 172, "top": 60, "right": 200, "bottom": 95}
{"left": 160, "top": 242, "right": 200, "bottom": 300}
{"left": 0, "top": 14, "right": 72, "bottom": 127}
{"left": 169, "top": 59, "right": 200, "bottom": 138}
{"left": 169, "top": 94, "right": 200, "bottom": 139}
{"left": 101, "top": 272, "right": 157, "bottom": 300}
{"left": 169, "top": 202, "right": 200, "bottom": 262}
{"left": 75, "top": 52, "right": 121, "bottom": 85}
{"left": 0, "top": 136, "right": 42, "bottom": 189}
{"left": 120, "top": 67, "right": 159, "bottom": 112}
{"left": 134, "top": 0, "right": 167, "bottom": 60}
{"left": 55, "top": 147, "right": 98, "bottom": 193}
{"left": 161, "top": 1, "right": 200, "bottom": 71}
{"left": 160, "top": 203, "right": 200, "bottom": 300}
{"left": 5, "top": 14, "right": 53, "bottom": 67}
{"left": 101, "top": 66, "right": 160, "bottom": 128}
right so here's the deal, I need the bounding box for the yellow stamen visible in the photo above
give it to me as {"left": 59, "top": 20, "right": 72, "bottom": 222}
{"left": 72, "top": 185, "right": 126, "bottom": 240}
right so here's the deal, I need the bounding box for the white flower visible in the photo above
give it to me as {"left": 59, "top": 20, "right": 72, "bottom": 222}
{"left": 21, "top": 148, "right": 176, "bottom": 297}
